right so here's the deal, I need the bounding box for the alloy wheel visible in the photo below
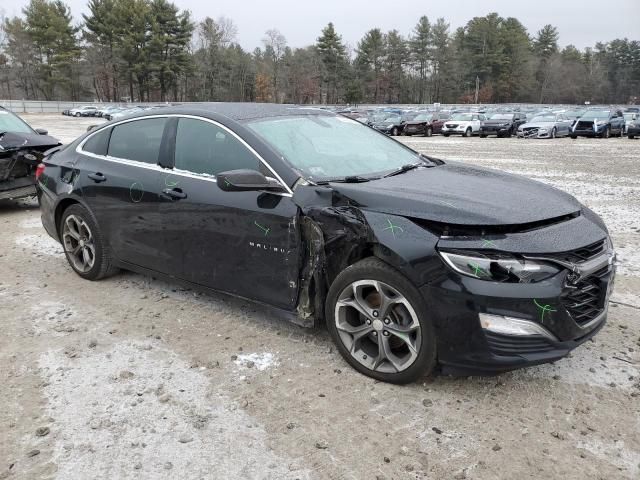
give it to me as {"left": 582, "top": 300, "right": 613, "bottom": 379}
{"left": 334, "top": 280, "right": 422, "bottom": 374}
{"left": 62, "top": 214, "right": 96, "bottom": 273}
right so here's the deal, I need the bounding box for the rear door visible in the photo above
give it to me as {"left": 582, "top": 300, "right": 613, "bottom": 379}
{"left": 160, "top": 116, "right": 300, "bottom": 310}
{"left": 79, "top": 116, "right": 171, "bottom": 270}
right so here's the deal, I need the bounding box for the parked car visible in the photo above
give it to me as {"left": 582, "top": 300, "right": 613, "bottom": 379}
{"left": 0, "top": 106, "right": 61, "bottom": 200}
{"left": 371, "top": 113, "right": 404, "bottom": 136}
{"left": 105, "top": 106, "right": 145, "bottom": 121}
{"left": 622, "top": 112, "right": 637, "bottom": 136}
{"left": 570, "top": 109, "right": 625, "bottom": 138}
{"left": 441, "top": 113, "right": 486, "bottom": 137}
{"left": 625, "top": 112, "right": 639, "bottom": 139}
{"left": 68, "top": 105, "right": 99, "bottom": 117}
{"left": 96, "top": 105, "right": 122, "bottom": 118}
{"left": 516, "top": 113, "right": 574, "bottom": 139}
{"left": 403, "top": 112, "right": 450, "bottom": 137}
{"left": 36, "top": 104, "right": 616, "bottom": 383}
{"left": 480, "top": 113, "right": 527, "bottom": 138}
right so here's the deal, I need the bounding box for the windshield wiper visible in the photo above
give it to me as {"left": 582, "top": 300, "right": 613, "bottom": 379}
{"left": 383, "top": 162, "right": 423, "bottom": 178}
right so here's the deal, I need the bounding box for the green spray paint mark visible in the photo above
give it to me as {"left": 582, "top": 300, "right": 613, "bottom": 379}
{"left": 468, "top": 262, "right": 489, "bottom": 278}
{"left": 165, "top": 175, "right": 179, "bottom": 188}
{"left": 254, "top": 221, "right": 270, "bottom": 237}
{"left": 383, "top": 219, "right": 404, "bottom": 238}
{"left": 533, "top": 299, "right": 557, "bottom": 322}
{"left": 482, "top": 239, "right": 498, "bottom": 248}
{"left": 129, "top": 182, "right": 144, "bottom": 203}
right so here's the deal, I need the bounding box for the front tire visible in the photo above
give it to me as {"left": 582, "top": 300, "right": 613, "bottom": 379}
{"left": 551, "top": 127, "right": 556, "bottom": 139}
{"left": 391, "top": 127, "right": 399, "bottom": 136}
{"left": 463, "top": 128, "right": 472, "bottom": 137}
{"left": 325, "top": 258, "right": 437, "bottom": 384}
{"left": 425, "top": 127, "right": 432, "bottom": 137}
{"left": 602, "top": 126, "right": 610, "bottom": 139}
{"left": 60, "top": 204, "right": 117, "bottom": 280}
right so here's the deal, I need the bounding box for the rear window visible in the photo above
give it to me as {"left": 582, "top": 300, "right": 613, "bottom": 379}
{"left": 82, "top": 127, "right": 111, "bottom": 156}
{"left": 108, "top": 118, "right": 167, "bottom": 164}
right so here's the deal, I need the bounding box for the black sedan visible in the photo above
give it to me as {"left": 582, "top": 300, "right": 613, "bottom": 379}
{"left": 480, "top": 112, "right": 527, "bottom": 137}
{"left": 37, "top": 104, "right": 615, "bottom": 383}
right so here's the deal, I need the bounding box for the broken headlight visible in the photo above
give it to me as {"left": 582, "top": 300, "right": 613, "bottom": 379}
{"left": 438, "top": 250, "right": 560, "bottom": 283}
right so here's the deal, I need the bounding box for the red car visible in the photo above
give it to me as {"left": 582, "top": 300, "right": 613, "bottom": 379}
{"left": 403, "top": 112, "right": 451, "bottom": 137}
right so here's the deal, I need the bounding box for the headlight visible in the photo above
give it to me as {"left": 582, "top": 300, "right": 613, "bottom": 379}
{"left": 387, "top": 124, "right": 394, "bottom": 128}
{"left": 539, "top": 128, "right": 548, "bottom": 133}
{"left": 439, "top": 250, "right": 560, "bottom": 283}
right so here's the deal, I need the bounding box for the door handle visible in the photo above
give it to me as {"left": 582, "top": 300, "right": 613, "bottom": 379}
{"left": 162, "top": 188, "right": 187, "bottom": 200}
{"left": 88, "top": 172, "right": 106, "bottom": 182}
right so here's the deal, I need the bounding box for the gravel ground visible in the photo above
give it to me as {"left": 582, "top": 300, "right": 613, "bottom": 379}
{"left": 1, "top": 114, "right": 639, "bottom": 480}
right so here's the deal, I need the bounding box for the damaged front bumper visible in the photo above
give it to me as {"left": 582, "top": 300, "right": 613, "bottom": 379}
{"left": 425, "top": 250, "right": 615, "bottom": 375}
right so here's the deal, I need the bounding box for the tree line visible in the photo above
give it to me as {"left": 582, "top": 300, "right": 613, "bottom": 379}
{"left": 0, "top": 0, "right": 638, "bottom": 105}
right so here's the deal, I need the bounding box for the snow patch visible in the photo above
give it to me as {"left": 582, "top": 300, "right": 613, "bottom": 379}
{"left": 15, "top": 233, "right": 64, "bottom": 257}
{"left": 37, "top": 343, "right": 308, "bottom": 480}
{"left": 234, "top": 352, "right": 279, "bottom": 371}
{"left": 19, "top": 217, "right": 44, "bottom": 229}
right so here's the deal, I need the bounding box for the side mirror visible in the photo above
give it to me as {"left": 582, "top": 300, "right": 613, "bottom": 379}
{"left": 35, "top": 128, "right": 48, "bottom": 135}
{"left": 217, "top": 169, "right": 283, "bottom": 192}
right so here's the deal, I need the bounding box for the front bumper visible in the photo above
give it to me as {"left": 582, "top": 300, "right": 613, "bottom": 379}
{"left": 481, "top": 126, "right": 511, "bottom": 135}
{"left": 441, "top": 126, "right": 469, "bottom": 135}
{"left": 423, "top": 248, "right": 615, "bottom": 375}
{"left": 627, "top": 126, "right": 640, "bottom": 135}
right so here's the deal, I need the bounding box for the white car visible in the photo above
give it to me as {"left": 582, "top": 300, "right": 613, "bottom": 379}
{"left": 441, "top": 113, "right": 486, "bottom": 137}
{"left": 68, "top": 105, "right": 98, "bottom": 117}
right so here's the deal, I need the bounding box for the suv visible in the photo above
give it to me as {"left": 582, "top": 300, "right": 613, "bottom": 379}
{"left": 68, "top": 106, "right": 99, "bottom": 118}
{"left": 570, "top": 109, "right": 625, "bottom": 138}
{"left": 480, "top": 112, "right": 527, "bottom": 138}
{"left": 403, "top": 112, "right": 451, "bottom": 137}
{"left": 441, "top": 113, "right": 486, "bottom": 137}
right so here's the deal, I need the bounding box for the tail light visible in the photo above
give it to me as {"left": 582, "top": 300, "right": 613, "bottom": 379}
{"left": 35, "top": 163, "right": 46, "bottom": 181}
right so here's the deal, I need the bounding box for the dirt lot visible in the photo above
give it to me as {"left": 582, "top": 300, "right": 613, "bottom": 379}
{"left": 1, "top": 113, "right": 639, "bottom": 480}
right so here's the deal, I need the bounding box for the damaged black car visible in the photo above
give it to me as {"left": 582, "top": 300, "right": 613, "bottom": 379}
{"left": 0, "top": 107, "right": 61, "bottom": 200}
{"left": 37, "top": 104, "right": 616, "bottom": 383}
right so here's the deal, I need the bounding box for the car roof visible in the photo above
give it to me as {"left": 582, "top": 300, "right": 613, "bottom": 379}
{"left": 146, "top": 103, "right": 335, "bottom": 122}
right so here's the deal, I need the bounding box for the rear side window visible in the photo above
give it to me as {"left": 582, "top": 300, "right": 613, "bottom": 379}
{"left": 82, "top": 127, "right": 111, "bottom": 156}
{"left": 174, "top": 118, "right": 259, "bottom": 176}
{"left": 108, "top": 118, "right": 167, "bottom": 164}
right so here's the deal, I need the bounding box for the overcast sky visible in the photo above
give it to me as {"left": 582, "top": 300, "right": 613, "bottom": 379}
{"left": 2, "top": 0, "right": 638, "bottom": 51}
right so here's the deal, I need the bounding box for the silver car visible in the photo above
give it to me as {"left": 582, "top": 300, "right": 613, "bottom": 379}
{"left": 517, "top": 113, "right": 573, "bottom": 139}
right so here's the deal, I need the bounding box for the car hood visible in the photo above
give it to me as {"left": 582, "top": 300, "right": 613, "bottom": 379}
{"left": 405, "top": 120, "right": 430, "bottom": 126}
{"left": 521, "top": 121, "right": 555, "bottom": 129}
{"left": 0, "top": 131, "right": 61, "bottom": 151}
{"left": 329, "top": 162, "right": 582, "bottom": 226}
{"left": 483, "top": 119, "right": 513, "bottom": 125}
{"left": 444, "top": 120, "right": 471, "bottom": 126}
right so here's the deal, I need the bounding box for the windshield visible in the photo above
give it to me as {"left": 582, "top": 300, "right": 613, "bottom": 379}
{"left": 623, "top": 113, "right": 636, "bottom": 121}
{"left": 489, "top": 113, "right": 514, "bottom": 120}
{"left": 581, "top": 110, "right": 610, "bottom": 120}
{"left": 413, "top": 114, "right": 433, "bottom": 121}
{"left": 247, "top": 115, "right": 421, "bottom": 181}
{"left": 382, "top": 115, "right": 401, "bottom": 124}
{"left": 451, "top": 113, "right": 473, "bottom": 121}
{"left": 0, "top": 110, "right": 34, "bottom": 135}
{"left": 530, "top": 115, "right": 557, "bottom": 123}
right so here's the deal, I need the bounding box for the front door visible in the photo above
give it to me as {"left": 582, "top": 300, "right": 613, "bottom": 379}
{"left": 159, "top": 116, "right": 300, "bottom": 310}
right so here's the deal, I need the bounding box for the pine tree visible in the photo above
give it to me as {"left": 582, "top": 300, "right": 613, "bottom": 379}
{"left": 316, "top": 22, "right": 347, "bottom": 104}
{"left": 409, "top": 16, "right": 430, "bottom": 103}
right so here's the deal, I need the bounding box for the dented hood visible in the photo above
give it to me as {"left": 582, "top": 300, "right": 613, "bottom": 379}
{"left": 329, "top": 162, "right": 582, "bottom": 226}
{"left": 0, "top": 131, "right": 61, "bottom": 151}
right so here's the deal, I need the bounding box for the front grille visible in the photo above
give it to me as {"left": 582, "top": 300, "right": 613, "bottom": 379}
{"left": 547, "top": 239, "right": 606, "bottom": 263}
{"left": 485, "top": 331, "right": 555, "bottom": 356}
{"left": 445, "top": 124, "right": 458, "bottom": 128}
{"left": 561, "top": 266, "right": 610, "bottom": 326}
{"left": 576, "top": 120, "right": 595, "bottom": 130}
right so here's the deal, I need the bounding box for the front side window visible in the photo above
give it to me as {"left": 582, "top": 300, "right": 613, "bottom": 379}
{"left": 108, "top": 117, "right": 166, "bottom": 164}
{"left": 174, "top": 118, "right": 259, "bottom": 176}
{"left": 246, "top": 115, "right": 420, "bottom": 181}
{"left": 451, "top": 113, "right": 473, "bottom": 121}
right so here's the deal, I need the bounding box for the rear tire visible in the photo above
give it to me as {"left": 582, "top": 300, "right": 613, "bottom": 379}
{"left": 59, "top": 204, "right": 118, "bottom": 280}
{"left": 325, "top": 257, "right": 437, "bottom": 384}
{"left": 443, "top": 133, "right": 450, "bottom": 137}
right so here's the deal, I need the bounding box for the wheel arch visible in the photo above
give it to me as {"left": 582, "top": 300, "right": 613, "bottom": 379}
{"left": 54, "top": 195, "right": 91, "bottom": 238}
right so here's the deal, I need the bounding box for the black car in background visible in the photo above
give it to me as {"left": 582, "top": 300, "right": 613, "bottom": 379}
{"left": 570, "top": 109, "right": 625, "bottom": 138}
{"left": 38, "top": 104, "right": 615, "bottom": 384}
{"left": 371, "top": 113, "right": 405, "bottom": 136}
{"left": 0, "top": 107, "right": 61, "bottom": 200}
{"left": 480, "top": 112, "right": 527, "bottom": 137}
